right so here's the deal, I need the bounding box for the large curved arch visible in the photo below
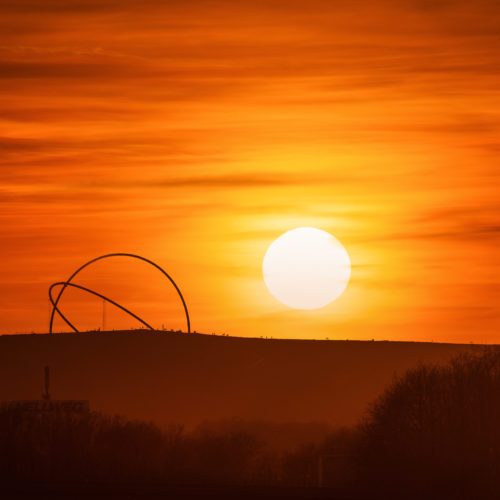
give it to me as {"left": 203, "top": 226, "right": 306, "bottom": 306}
{"left": 49, "top": 253, "right": 191, "bottom": 334}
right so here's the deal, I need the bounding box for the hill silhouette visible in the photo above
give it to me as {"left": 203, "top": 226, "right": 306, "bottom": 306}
{"left": 0, "top": 331, "right": 481, "bottom": 428}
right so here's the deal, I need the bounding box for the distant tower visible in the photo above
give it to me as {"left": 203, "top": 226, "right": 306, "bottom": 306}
{"left": 102, "top": 298, "right": 107, "bottom": 331}
{"left": 3, "top": 365, "right": 89, "bottom": 414}
{"left": 42, "top": 366, "right": 51, "bottom": 401}
{"left": 48, "top": 300, "right": 51, "bottom": 331}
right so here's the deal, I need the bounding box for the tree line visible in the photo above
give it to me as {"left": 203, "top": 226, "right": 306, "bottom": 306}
{"left": 0, "top": 348, "right": 498, "bottom": 498}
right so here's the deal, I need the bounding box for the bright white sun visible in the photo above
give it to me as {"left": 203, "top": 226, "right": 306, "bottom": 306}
{"left": 262, "top": 227, "right": 351, "bottom": 310}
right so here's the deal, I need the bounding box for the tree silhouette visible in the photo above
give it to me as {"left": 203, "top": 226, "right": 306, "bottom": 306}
{"left": 358, "top": 348, "right": 500, "bottom": 497}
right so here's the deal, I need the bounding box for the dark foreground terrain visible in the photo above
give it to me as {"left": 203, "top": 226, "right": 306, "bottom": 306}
{"left": 4, "top": 483, "right": 489, "bottom": 500}
{"left": 0, "top": 331, "right": 478, "bottom": 427}
{"left": 0, "top": 338, "right": 497, "bottom": 499}
{"left": 4, "top": 484, "right": 357, "bottom": 500}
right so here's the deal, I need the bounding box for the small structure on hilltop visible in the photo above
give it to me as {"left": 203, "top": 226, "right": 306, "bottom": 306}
{"left": 1, "top": 366, "right": 90, "bottom": 415}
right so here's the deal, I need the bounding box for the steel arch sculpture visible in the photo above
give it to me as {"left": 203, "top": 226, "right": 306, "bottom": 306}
{"left": 49, "top": 253, "right": 191, "bottom": 335}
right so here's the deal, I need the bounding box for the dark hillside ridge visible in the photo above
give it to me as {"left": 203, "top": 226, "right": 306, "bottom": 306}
{"left": 0, "top": 331, "right": 482, "bottom": 427}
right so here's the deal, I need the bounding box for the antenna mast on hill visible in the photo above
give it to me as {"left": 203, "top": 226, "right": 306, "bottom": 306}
{"left": 102, "top": 299, "right": 106, "bottom": 331}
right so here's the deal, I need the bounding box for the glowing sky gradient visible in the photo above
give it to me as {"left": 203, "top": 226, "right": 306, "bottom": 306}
{"left": 0, "top": 1, "right": 498, "bottom": 342}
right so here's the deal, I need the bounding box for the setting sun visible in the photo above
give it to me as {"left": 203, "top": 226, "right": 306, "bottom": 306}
{"left": 262, "top": 227, "right": 351, "bottom": 310}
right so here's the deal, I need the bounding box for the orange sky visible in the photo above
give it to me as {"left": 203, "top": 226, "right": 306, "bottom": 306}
{"left": 0, "top": 0, "right": 498, "bottom": 342}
